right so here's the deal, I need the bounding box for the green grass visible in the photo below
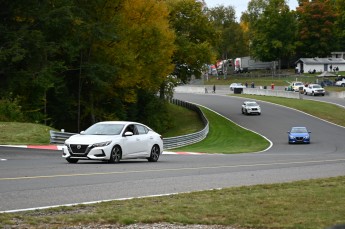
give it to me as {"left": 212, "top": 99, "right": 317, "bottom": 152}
{"left": 0, "top": 122, "right": 56, "bottom": 145}
{"left": 1, "top": 176, "right": 345, "bottom": 228}
{"left": 161, "top": 103, "right": 204, "bottom": 138}
{"left": 232, "top": 94, "right": 345, "bottom": 127}
{"left": 172, "top": 107, "right": 270, "bottom": 153}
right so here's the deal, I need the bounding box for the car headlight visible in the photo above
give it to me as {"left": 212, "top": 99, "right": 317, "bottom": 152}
{"left": 92, "top": 141, "right": 112, "bottom": 147}
{"left": 304, "top": 135, "right": 310, "bottom": 139}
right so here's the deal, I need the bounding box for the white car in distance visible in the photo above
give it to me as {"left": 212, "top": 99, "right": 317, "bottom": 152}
{"left": 62, "top": 121, "right": 163, "bottom": 164}
{"left": 242, "top": 101, "right": 261, "bottom": 115}
{"left": 304, "top": 84, "right": 325, "bottom": 96}
{"left": 229, "top": 83, "right": 246, "bottom": 91}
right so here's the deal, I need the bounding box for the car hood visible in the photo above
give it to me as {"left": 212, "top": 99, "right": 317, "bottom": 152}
{"left": 65, "top": 134, "right": 120, "bottom": 144}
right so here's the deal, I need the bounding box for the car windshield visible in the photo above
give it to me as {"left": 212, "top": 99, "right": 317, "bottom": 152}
{"left": 246, "top": 102, "right": 258, "bottom": 107}
{"left": 313, "top": 85, "right": 321, "bottom": 88}
{"left": 291, "top": 127, "right": 308, "bottom": 133}
{"left": 295, "top": 83, "right": 303, "bottom": 86}
{"left": 83, "top": 123, "right": 125, "bottom": 135}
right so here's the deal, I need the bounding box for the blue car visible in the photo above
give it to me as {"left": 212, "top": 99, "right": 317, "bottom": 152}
{"left": 288, "top": 127, "right": 311, "bottom": 144}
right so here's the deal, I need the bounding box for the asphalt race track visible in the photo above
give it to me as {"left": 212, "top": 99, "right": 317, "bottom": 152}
{"left": 0, "top": 93, "right": 345, "bottom": 212}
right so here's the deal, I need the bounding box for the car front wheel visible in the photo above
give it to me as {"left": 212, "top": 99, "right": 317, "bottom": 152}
{"left": 109, "top": 146, "right": 121, "bottom": 163}
{"left": 148, "top": 145, "right": 160, "bottom": 162}
{"left": 66, "top": 158, "right": 78, "bottom": 163}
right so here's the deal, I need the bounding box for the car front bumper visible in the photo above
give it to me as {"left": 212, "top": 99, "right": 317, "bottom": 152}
{"left": 288, "top": 137, "right": 310, "bottom": 144}
{"left": 62, "top": 144, "right": 112, "bottom": 160}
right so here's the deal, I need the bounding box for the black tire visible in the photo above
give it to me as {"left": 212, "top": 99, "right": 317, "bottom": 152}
{"left": 66, "top": 158, "right": 78, "bottom": 163}
{"left": 258, "top": 113, "right": 261, "bottom": 115}
{"left": 147, "top": 145, "right": 160, "bottom": 162}
{"left": 245, "top": 109, "right": 248, "bottom": 115}
{"left": 241, "top": 108, "right": 244, "bottom": 114}
{"left": 109, "top": 146, "right": 121, "bottom": 163}
{"left": 342, "top": 83, "right": 345, "bottom": 87}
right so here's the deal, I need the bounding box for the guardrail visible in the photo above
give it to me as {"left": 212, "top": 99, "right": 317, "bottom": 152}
{"left": 49, "top": 99, "right": 209, "bottom": 150}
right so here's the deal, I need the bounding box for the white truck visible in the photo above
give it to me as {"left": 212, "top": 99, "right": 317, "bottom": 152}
{"left": 335, "top": 78, "right": 345, "bottom": 87}
{"left": 234, "top": 56, "right": 277, "bottom": 73}
{"left": 285, "top": 81, "right": 304, "bottom": 92}
{"left": 303, "top": 84, "right": 325, "bottom": 96}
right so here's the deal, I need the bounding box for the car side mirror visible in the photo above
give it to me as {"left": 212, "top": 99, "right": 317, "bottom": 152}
{"left": 124, "top": 131, "right": 133, "bottom": 137}
{"left": 287, "top": 131, "right": 290, "bottom": 134}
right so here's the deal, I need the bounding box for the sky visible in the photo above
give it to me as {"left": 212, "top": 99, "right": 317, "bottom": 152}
{"left": 204, "top": 0, "right": 299, "bottom": 21}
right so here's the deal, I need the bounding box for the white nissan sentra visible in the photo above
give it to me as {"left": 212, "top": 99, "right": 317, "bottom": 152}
{"left": 62, "top": 121, "right": 163, "bottom": 164}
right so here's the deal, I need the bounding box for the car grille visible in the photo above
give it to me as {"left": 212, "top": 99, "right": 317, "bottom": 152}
{"left": 295, "top": 137, "right": 304, "bottom": 141}
{"left": 252, "top": 108, "right": 258, "bottom": 111}
{"left": 69, "top": 144, "right": 90, "bottom": 156}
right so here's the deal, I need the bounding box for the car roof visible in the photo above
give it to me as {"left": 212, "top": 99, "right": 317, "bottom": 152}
{"left": 96, "top": 121, "right": 141, "bottom": 125}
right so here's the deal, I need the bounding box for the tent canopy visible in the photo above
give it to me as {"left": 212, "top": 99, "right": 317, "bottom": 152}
{"left": 317, "top": 71, "right": 337, "bottom": 77}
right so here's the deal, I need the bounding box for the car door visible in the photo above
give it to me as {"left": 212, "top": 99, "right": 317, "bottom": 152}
{"left": 134, "top": 124, "right": 151, "bottom": 157}
{"left": 121, "top": 124, "right": 142, "bottom": 158}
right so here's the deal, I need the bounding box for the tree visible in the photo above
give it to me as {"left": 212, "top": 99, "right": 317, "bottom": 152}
{"left": 166, "top": 0, "right": 217, "bottom": 83}
{"left": 244, "top": 0, "right": 297, "bottom": 65}
{"left": 207, "top": 5, "right": 249, "bottom": 60}
{"left": 296, "top": 0, "right": 337, "bottom": 57}
{"left": 0, "top": 0, "right": 177, "bottom": 133}
{"left": 334, "top": 0, "right": 345, "bottom": 51}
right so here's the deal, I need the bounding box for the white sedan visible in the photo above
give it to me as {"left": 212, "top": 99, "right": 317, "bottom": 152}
{"left": 62, "top": 121, "right": 163, "bottom": 163}
{"left": 229, "top": 83, "right": 246, "bottom": 91}
{"left": 241, "top": 101, "right": 261, "bottom": 115}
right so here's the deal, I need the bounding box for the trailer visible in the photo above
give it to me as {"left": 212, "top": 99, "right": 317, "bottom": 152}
{"left": 234, "top": 56, "right": 276, "bottom": 73}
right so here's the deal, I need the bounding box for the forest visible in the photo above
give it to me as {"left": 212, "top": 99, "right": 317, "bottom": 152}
{"left": 1, "top": 0, "right": 344, "bottom": 132}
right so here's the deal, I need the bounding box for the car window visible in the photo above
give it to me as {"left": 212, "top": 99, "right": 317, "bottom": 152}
{"left": 83, "top": 124, "right": 124, "bottom": 135}
{"left": 291, "top": 127, "right": 307, "bottom": 133}
{"left": 136, "top": 124, "right": 148, "bottom": 135}
{"left": 124, "top": 124, "right": 138, "bottom": 135}
{"left": 246, "top": 102, "right": 257, "bottom": 106}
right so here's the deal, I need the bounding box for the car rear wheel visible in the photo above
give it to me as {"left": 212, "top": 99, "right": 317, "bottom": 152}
{"left": 109, "top": 146, "right": 121, "bottom": 163}
{"left": 66, "top": 158, "right": 78, "bottom": 163}
{"left": 148, "top": 145, "right": 160, "bottom": 162}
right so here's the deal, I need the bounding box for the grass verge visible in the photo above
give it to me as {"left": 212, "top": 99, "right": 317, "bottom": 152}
{"left": 232, "top": 94, "right": 345, "bottom": 127}
{"left": 172, "top": 107, "right": 270, "bottom": 153}
{"left": 1, "top": 176, "right": 345, "bottom": 228}
{"left": 0, "top": 122, "right": 55, "bottom": 145}
{"left": 161, "top": 103, "right": 204, "bottom": 138}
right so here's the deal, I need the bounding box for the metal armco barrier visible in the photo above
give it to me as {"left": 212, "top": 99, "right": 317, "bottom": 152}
{"left": 49, "top": 130, "right": 75, "bottom": 145}
{"left": 49, "top": 99, "right": 209, "bottom": 150}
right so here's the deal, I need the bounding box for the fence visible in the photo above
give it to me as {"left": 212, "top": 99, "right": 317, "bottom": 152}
{"left": 49, "top": 99, "right": 209, "bottom": 150}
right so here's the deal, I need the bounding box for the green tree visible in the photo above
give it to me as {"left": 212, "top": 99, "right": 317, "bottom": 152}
{"left": 166, "top": 0, "right": 216, "bottom": 83}
{"left": 334, "top": 0, "right": 345, "bottom": 51}
{"left": 0, "top": 0, "right": 66, "bottom": 123}
{"left": 207, "top": 5, "right": 249, "bottom": 60}
{"left": 244, "top": 0, "right": 297, "bottom": 65}
{"left": 296, "top": 0, "right": 337, "bottom": 57}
